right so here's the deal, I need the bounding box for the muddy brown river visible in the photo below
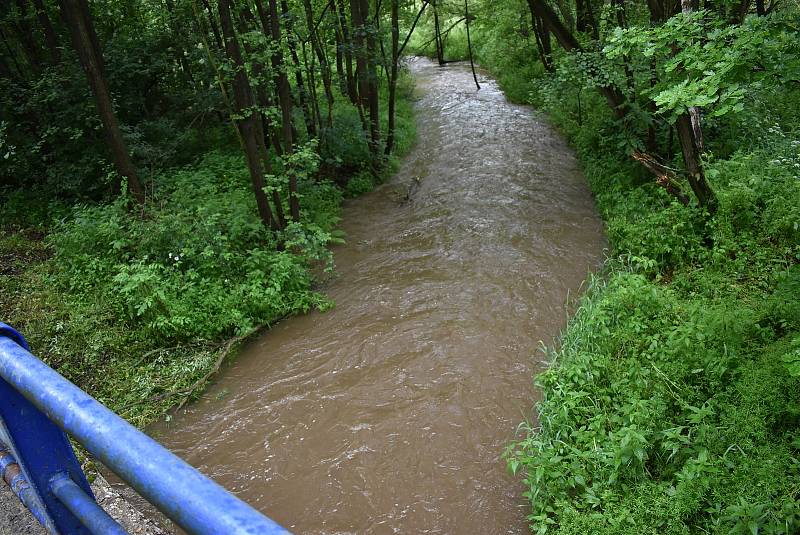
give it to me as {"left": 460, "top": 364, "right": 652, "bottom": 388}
{"left": 149, "top": 57, "right": 605, "bottom": 534}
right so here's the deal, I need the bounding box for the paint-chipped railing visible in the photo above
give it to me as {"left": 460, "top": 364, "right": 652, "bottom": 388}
{"left": 0, "top": 322, "right": 290, "bottom": 534}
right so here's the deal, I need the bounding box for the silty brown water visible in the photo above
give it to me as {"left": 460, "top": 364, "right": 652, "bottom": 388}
{"left": 149, "top": 57, "right": 606, "bottom": 534}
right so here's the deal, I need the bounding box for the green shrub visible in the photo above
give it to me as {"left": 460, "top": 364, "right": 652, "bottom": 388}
{"left": 48, "top": 150, "right": 338, "bottom": 342}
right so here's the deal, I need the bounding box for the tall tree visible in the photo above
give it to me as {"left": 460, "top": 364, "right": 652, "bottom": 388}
{"left": 526, "top": 0, "right": 708, "bottom": 207}
{"left": 59, "top": 0, "right": 146, "bottom": 205}
{"left": 385, "top": 0, "right": 399, "bottom": 155}
{"left": 350, "top": 0, "right": 380, "bottom": 158}
{"left": 673, "top": 0, "right": 716, "bottom": 212}
{"left": 218, "top": 0, "right": 279, "bottom": 230}
{"left": 264, "top": 0, "right": 301, "bottom": 220}
{"left": 281, "top": 0, "right": 316, "bottom": 138}
{"left": 464, "top": 0, "right": 479, "bottom": 89}
{"left": 302, "top": 0, "right": 335, "bottom": 128}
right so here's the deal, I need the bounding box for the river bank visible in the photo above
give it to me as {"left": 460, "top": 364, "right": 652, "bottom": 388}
{"left": 146, "top": 57, "right": 605, "bottom": 533}
{"left": 462, "top": 23, "right": 800, "bottom": 535}
{"left": 0, "top": 80, "right": 416, "bottom": 430}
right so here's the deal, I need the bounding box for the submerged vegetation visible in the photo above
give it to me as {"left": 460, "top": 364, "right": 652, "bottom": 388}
{"left": 402, "top": 0, "right": 800, "bottom": 532}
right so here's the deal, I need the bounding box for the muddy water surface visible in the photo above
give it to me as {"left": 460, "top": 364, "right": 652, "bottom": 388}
{"left": 150, "top": 57, "right": 605, "bottom": 534}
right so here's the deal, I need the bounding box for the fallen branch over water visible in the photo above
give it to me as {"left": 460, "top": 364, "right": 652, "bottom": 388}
{"left": 118, "top": 328, "right": 260, "bottom": 414}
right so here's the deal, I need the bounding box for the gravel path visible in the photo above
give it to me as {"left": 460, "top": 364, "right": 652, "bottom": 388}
{"left": 0, "top": 473, "right": 168, "bottom": 534}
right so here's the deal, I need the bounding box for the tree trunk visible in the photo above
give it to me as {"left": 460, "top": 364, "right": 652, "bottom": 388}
{"left": 59, "top": 0, "right": 146, "bottom": 205}
{"left": 334, "top": 21, "right": 347, "bottom": 93}
{"left": 527, "top": 0, "right": 625, "bottom": 115}
{"left": 217, "top": 0, "right": 279, "bottom": 231}
{"left": 281, "top": 0, "right": 316, "bottom": 138}
{"left": 200, "top": 0, "right": 224, "bottom": 50}
{"left": 302, "top": 0, "right": 335, "bottom": 128}
{"left": 527, "top": 0, "right": 553, "bottom": 72}
{"left": 398, "top": 0, "right": 429, "bottom": 56}
{"left": 464, "top": 0, "right": 479, "bottom": 89}
{"left": 351, "top": 0, "right": 380, "bottom": 157}
{"left": 432, "top": 0, "right": 444, "bottom": 64}
{"left": 385, "top": 0, "right": 399, "bottom": 155}
{"left": 335, "top": 0, "right": 359, "bottom": 106}
{"left": 263, "top": 0, "right": 300, "bottom": 220}
{"left": 32, "top": 0, "right": 60, "bottom": 63}
{"left": 361, "top": 0, "right": 379, "bottom": 155}
{"left": 674, "top": 0, "right": 716, "bottom": 212}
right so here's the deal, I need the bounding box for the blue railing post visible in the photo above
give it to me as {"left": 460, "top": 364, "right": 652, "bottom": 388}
{"left": 0, "top": 323, "right": 98, "bottom": 534}
{"left": 0, "top": 323, "right": 291, "bottom": 534}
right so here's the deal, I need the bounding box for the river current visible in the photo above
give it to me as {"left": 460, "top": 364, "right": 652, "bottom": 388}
{"left": 149, "top": 57, "right": 606, "bottom": 534}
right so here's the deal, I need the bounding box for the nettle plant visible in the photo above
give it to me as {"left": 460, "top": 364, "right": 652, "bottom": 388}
{"left": 605, "top": 11, "right": 800, "bottom": 122}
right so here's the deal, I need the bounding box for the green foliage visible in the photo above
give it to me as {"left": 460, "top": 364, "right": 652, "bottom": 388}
{"left": 467, "top": 3, "right": 800, "bottom": 534}
{"left": 0, "top": 0, "right": 419, "bottom": 424}
{"left": 344, "top": 170, "right": 375, "bottom": 197}
{"left": 48, "top": 151, "right": 338, "bottom": 341}
{"left": 605, "top": 11, "right": 800, "bottom": 121}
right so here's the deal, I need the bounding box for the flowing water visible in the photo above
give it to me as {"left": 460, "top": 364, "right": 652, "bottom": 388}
{"left": 149, "top": 57, "right": 606, "bottom": 534}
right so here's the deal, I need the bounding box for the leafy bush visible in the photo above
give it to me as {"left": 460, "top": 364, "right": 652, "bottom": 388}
{"left": 48, "top": 150, "right": 339, "bottom": 342}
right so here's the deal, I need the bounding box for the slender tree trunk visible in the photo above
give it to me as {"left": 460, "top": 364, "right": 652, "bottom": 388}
{"left": 263, "top": 0, "right": 300, "bottom": 220}
{"left": 302, "top": 40, "right": 324, "bottom": 131}
{"left": 302, "top": 0, "right": 335, "bottom": 128}
{"left": 200, "top": 0, "right": 224, "bottom": 50}
{"left": 32, "top": 0, "right": 60, "bottom": 63}
{"left": 432, "top": 0, "right": 445, "bottom": 64}
{"left": 334, "top": 21, "right": 347, "bottom": 93}
{"left": 385, "top": 0, "right": 399, "bottom": 155}
{"left": 351, "top": 0, "right": 379, "bottom": 157}
{"left": 527, "top": 0, "right": 625, "bottom": 114}
{"left": 217, "top": 0, "right": 279, "bottom": 230}
{"left": 281, "top": 0, "right": 316, "bottom": 138}
{"left": 59, "top": 0, "right": 145, "bottom": 205}
{"left": 361, "top": 0, "right": 379, "bottom": 154}
{"left": 398, "top": 0, "right": 429, "bottom": 56}
{"left": 528, "top": 2, "right": 554, "bottom": 72}
{"left": 335, "top": 0, "right": 359, "bottom": 106}
{"left": 674, "top": 0, "right": 716, "bottom": 211}
{"left": 464, "top": 0, "right": 479, "bottom": 89}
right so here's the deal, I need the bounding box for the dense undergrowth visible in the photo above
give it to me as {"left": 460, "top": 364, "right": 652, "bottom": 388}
{"left": 0, "top": 78, "right": 416, "bottom": 427}
{"left": 432, "top": 13, "right": 800, "bottom": 535}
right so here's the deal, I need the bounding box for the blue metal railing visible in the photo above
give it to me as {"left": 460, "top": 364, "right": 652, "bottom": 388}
{"left": 0, "top": 322, "right": 291, "bottom": 534}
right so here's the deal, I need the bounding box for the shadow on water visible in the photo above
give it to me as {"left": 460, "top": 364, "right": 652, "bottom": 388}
{"left": 147, "top": 56, "right": 606, "bottom": 534}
